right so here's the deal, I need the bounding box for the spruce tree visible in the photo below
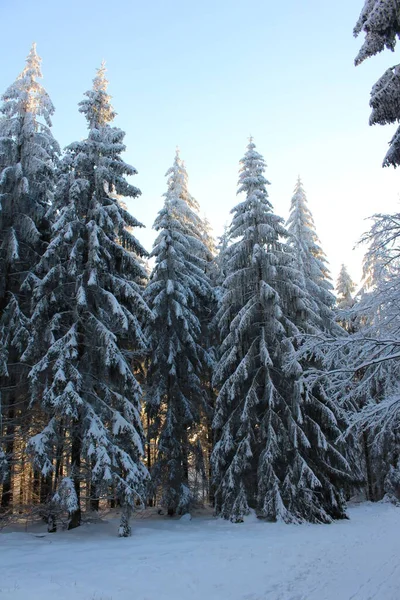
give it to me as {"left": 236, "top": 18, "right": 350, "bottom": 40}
{"left": 285, "top": 179, "right": 359, "bottom": 507}
{"left": 0, "top": 44, "right": 59, "bottom": 511}
{"left": 198, "top": 214, "right": 218, "bottom": 504}
{"left": 286, "top": 177, "right": 338, "bottom": 333}
{"left": 145, "top": 151, "right": 211, "bottom": 515}
{"left": 212, "top": 140, "right": 351, "bottom": 523}
{"left": 303, "top": 211, "right": 400, "bottom": 501}
{"left": 24, "top": 64, "right": 150, "bottom": 536}
{"left": 214, "top": 226, "right": 230, "bottom": 291}
{"left": 354, "top": 0, "right": 400, "bottom": 166}
{"left": 212, "top": 139, "right": 300, "bottom": 522}
{"left": 336, "top": 264, "right": 356, "bottom": 309}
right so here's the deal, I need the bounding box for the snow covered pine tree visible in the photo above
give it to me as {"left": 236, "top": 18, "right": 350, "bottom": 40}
{"left": 285, "top": 177, "right": 359, "bottom": 505}
{"left": 335, "top": 264, "right": 357, "bottom": 332}
{"left": 0, "top": 44, "right": 59, "bottom": 511}
{"left": 336, "top": 264, "right": 356, "bottom": 310}
{"left": 197, "top": 214, "right": 218, "bottom": 506}
{"left": 145, "top": 151, "right": 211, "bottom": 515}
{"left": 354, "top": 0, "right": 400, "bottom": 166}
{"left": 286, "top": 177, "right": 340, "bottom": 334}
{"left": 212, "top": 140, "right": 352, "bottom": 523}
{"left": 24, "top": 64, "right": 151, "bottom": 536}
{"left": 350, "top": 0, "right": 400, "bottom": 501}
{"left": 322, "top": 212, "right": 400, "bottom": 502}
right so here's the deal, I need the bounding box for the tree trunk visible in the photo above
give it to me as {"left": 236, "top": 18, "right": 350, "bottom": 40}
{"left": 40, "top": 474, "right": 52, "bottom": 505}
{"left": 207, "top": 420, "right": 215, "bottom": 507}
{"left": 207, "top": 375, "right": 216, "bottom": 507}
{"left": 363, "top": 431, "right": 374, "bottom": 501}
{"left": 39, "top": 473, "right": 57, "bottom": 533}
{"left": 68, "top": 431, "right": 81, "bottom": 530}
{"left": 54, "top": 424, "right": 64, "bottom": 493}
{"left": 32, "top": 470, "right": 40, "bottom": 504}
{"left": 146, "top": 413, "right": 153, "bottom": 507}
{"left": 90, "top": 480, "right": 99, "bottom": 512}
{"left": 1, "top": 406, "right": 15, "bottom": 511}
{"left": 18, "top": 455, "right": 25, "bottom": 512}
{"left": 47, "top": 510, "right": 57, "bottom": 534}
{"left": 118, "top": 504, "right": 132, "bottom": 537}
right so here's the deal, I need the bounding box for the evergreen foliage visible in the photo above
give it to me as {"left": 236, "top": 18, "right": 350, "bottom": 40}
{"left": 211, "top": 141, "right": 351, "bottom": 524}
{"left": 23, "top": 64, "right": 151, "bottom": 535}
{"left": 354, "top": 0, "right": 400, "bottom": 166}
{"left": 335, "top": 264, "right": 357, "bottom": 332}
{"left": 299, "top": 207, "right": 400, "bottom": 503}
{"left": 336, "top": 264, "right": 356, "bottom": 309}
{"left": 0, "top": 40, "right": 386, "bottom": 532}
{"left": 145, "top": 151, "right": 211, "bottom": 515}
{"left": 286, "top": 177, "right": 338, "bottom": 334}
{"left": 354, "top": 0, "right": 400, "bottom": 65}
{"left": 0, "top": 44, "right": 59, "bottom": 510}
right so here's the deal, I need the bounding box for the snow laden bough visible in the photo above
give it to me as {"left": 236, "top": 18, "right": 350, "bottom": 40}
{"left": 354, "top": 0, "right": 400, "bottom": 167}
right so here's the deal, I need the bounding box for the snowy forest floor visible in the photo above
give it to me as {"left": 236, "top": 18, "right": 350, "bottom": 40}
{"left": 0, "top": 502, "right": 399, "bottom": 600}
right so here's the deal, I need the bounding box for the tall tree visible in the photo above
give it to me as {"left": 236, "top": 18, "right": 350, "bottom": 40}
{"left": 336, "top": 264, "right": 356, "bottom": 309}
{"left": 354, "top": 0, "right": 400, "bottom": 166}
{"left": 214, "top": 226, "right": 230, "bottom": 291}
{"left": 145, "top": 151, "right": 211, "bottom": 515}
{"left": 0, "top": 44, "right": 59, "bottom": 511}
{"left": 212, "top": 140, "right": 351, "bottom": 523}
{"left": 198, "top": 214, "right": 218, "bottom": 505}
{"left": 286, "top": 177, "right": 338, "bottom": 333}
{"left": 24, "top": 64, "right": 150, "bottom": 536}
{"left": 285, "top": 179, "right": 360, "bottom": 500}
{"left": 318, "top": 211, "right": 400, "bottom": 500}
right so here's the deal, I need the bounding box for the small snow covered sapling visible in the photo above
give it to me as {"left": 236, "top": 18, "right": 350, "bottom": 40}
{"left": 51, "top": 477, "right": 79, "bottom": 531}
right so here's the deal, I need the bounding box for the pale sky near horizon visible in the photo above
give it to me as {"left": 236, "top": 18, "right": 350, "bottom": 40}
{"left": 2, "top": 0, "right": 400, "bottom": 288}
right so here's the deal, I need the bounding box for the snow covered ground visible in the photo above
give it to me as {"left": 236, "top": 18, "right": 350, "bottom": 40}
{"left": 1, "top": 502, "right": 399, "bottom": 600}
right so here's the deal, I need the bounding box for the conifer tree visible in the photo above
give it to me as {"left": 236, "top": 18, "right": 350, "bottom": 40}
{"left": 303, "top": 210, "right": 400, "bottom": 501}
{"left": 24, "top": 64, "right": 150, "bottom": 536}
{"left": 285, "top": 180, "right": 359, "bottom": 501}
{"left": 200, "top": 216, "right": 217, "bottom": 264}
{"left": 214, "top": 226, "right": 230, "bottom": 289}
{"left": 0, "top": 44, "right": 59, "bottom": 510}
{"left": 145, "top": 151, "right": 211, "bottom": 515}
{"left": 212, "top": 140, "right": 351, "bottom": 523}
{"left": 336, "top": 264, "right": 356, "bottom": 309}
{"left": 198, "top": 214, "right": 218, "bottom": 504}
{"left": 336, "top": 263, "right": 356, "bottom": 324}
{"left": 212, "top": 139, "right": 300, "bottom": 522}
{"left": 354, "top": 1, "right": 400, "bottom": 166}
{"left": 286, "top": 177, "right": 338, "bottom": 333}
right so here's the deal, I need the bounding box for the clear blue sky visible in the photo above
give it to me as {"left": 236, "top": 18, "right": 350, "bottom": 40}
{"left": 2, "top": 0, "right": 400, "bottom": 286}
